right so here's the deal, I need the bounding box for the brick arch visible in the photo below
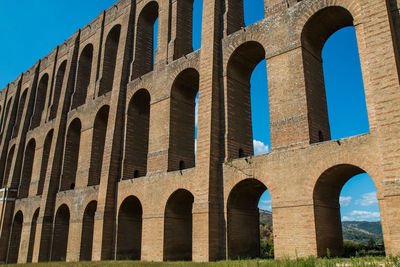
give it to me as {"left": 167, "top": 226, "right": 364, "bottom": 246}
{"left": 72, "top": 43, "right": 94, "bottom": 110}
{"left": 166, "top": 63, "right": 200, "bottom": 93}
{"left": 88, "top": 105, "right": 109, "bottom": 186}
{"left": 126, "top": 80, "right": 153, "bottom": 106}
{"left": 310, "top": 160, "right": 381, "bottom": 257}
{"left": 31, "top": 73, "right": 49, "bottom": 130}
{"left": 168, "top": 68, "right": 199, "bottom": 172}
{"left": 99, "top": 24, "right": 121, "bottom": 97}
{"left": 116, "top": 195, "right": 143, "bottom": 260}
{"left": 296, "top": 0, "right": 364, "bottom": 35}
{"left": 49, "top": 60, "right": 67, "bottom": 120}
{"left": 18, "top": 138, "right": 36, "bottom": 198}
{"left": 163, "top": 188, "right": 194, "bottom": 261}
{"left": 80, "top": 200, "right": 97, "bottom": 261}
{"left": 224, "top": 40, "right": 266, "bottom": 159}
{"left": 27, "top": 208, "right": 40, "bottom": 263}
{"left": 12, "top": 89, "right": 28, "bottom": 138}
{"left": 132, "top": 0, "right": 159, "bottom": 80}
{"left": 226, "top": 178, "right": 270, "bottom": 259}
{"left": 2, "top": 144, "right": 16, "bottom": 188}
{"left": 37, "top": 129, "right": 53, "bottom": 195}
{"left": 123, "top": 89, "right": 151, "bottom": 179}
{"left": 51, "top": 204, "right": 70, "bottom": 262}
{"left": 7, "top": 210, "right": 23, "bottom": 264}
{"left": 305, "top": 153, "right": 382, "bottom": 200}
{"left": 60, "top": 118, "right": 81, "bottom": 191}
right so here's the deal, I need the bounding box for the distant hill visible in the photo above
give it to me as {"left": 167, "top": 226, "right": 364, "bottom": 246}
{"left": 342, "top": 221, "right": 383, "bottom": 244}
{"left": 259, "top": 210, "right": 383, "bottom": 245}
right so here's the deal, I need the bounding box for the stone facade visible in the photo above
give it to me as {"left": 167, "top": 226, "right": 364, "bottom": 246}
{"left": 0, "top": 0, "right": 400, "bottom": 263}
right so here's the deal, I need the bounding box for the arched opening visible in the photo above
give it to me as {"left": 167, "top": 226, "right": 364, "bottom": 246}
{"left": 60, "top": 119, "right": 81, "bottom": 191}
{"left": 2, "top": 145, "right": 15, "bottom": 188}
{"left": 27, "top": 208, "right": 39, "bottom": 263}
{"left": 99, "top": 25, "right": 121, "bottom": 97}
{"left": 132, "top": 1, "right": 159, "bottom": 79}
{"left": 88, "top": 106, "right": 109, "bottom": 186}
{"left": 37, "top": 130, "right": 53, "bottom": 195}
{"left": 49, "top": 61, "right": 67, "bottom": 120}
{"left": 12, "top": 90, "right": 27, "bottom": 138}
{"left": 7, "top": 211, "right": 23, "bottom": 264}
{"left": 168, "top": 68, "right": 199, "bottom": 171}
{"left": 72, "top": 44, "right": 93, "bottom": 109}
{"left": 227, "top": 178, "right": 271, "bottom": 259}
{"left": 170, "top": 0, "right": 200, "bottom": 60}
{"left": 163, "top": 189, "right": 194, "bottom": 261}
{"left": 18, "top": 138, "right": 36, "bottom": 198}
{"left": 313, "top": 164, "right": 383, "bottom": 257}
{"left": 80, "top": 201, "right": 97, "bottom": 261}
{"left": 117, "top": 196, "right": 142, "bottom": 260}
{"left": 226, "top": 41, "right": 267, "bottom": 159}
{"left": 1, "top": 98, "right": 12, "bottom": 132}
{"left": 123, "top": 89, "right": 150, "bottom": 179}
{"left": 225, "top": 0, "right": 264, "bottom": 36}
{"left": 51, "top": 204, "right": 70, "bottom": 261}
{"left": 301, "top": 7, "right": 369, "bottom": 143}
{"left": 31, "top": 74, "right": 49, "bottom": 129}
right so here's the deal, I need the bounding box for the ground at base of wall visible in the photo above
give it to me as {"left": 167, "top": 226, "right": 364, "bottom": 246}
{"left": 5, "top": 257, "right": 400, "bottom": 267}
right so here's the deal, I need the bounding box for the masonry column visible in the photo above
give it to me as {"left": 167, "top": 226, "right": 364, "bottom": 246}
{"left": 192, "top": 0, "right": 224, "bottom": 261}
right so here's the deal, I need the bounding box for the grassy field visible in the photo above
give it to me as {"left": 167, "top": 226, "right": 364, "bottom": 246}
{"left": 5, "top": 257, "right": 400, "bottom": 267}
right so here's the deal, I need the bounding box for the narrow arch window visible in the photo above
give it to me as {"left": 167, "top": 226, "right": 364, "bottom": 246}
{"left": 163, "top": 189, "right": 194, "bottom": 261}
{"left": 314, "top": 165, "right": 384, "bottom": 257}
{"left": 227, "top": 179, "right": 272, "bottom": 259}
{"left": 72, "top": 44, "right": 93, "bottom": 110}
{"left": 117, "top": 196, "right": 142, "bottom": 260}
{"left": 51, "top": 205, "right": 70, "bottom": 262}
{"left": 226, "top": 41, "right": 269, "bottom": 159}
{"left": 31, "top": 74, "right": 49, "bottom": 129}
{"left": 225, "top": 0, "right": 264, "bottom": 36}
{"left": 88, "top": 105, "right": 109, "bottom": 186}
{"left": 124, "top": 89, "right": 150, "bottom": 179}
{"left": 7, "top": 211, "right": 23, "bottom": 264}
{"left": 132, "top": 2, "right": 159, "bottom": 79}
{"left": 49, "top": 61, "right": 67, "bottom": 120}
{"left": 2, "top": 145, "right": 15, "bottom": 188}
{"left": 170, "top": 0, "right": 202, "bottom": 60}
{"left": 27, "top": 208, "right": 39, "bottom": 263}
{"left": 37, "top": 130, "right": 53, "bottom": 195}
{"left": 60, "top": 119, "right": 81, "bottom": 191}
{"left": 1, "top": 98, "right": 12, "bottom": 133}
{"left": 18, "top": 139, "right": 36, "bottom": 199}
{"left": 12, "top": 90, "right": 27, "bottom": 138}
{"left": 80, "top": 201, "right": 97, "bottom": 261}
{"left": 168, "top": 68, "right": 199, "bottom": 172}
{"left": 301, "top": 7, "right": 369, "bottom": 143}
{"left": 99, "top": 25, "right": 121, "bottom": 97}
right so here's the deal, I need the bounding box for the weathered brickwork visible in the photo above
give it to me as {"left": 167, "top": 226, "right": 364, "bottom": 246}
{"left": 0, "top": 0, "right": 400, "bottom": 263}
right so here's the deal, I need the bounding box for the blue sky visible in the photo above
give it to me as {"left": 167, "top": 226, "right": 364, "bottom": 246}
{"left": 0, "top": 1, "right": 379, "bottom": 222}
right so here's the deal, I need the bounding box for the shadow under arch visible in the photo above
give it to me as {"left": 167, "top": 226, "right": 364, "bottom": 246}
{"left": 163, "top": 189, "right": 194, "bottom": 261}
{"left": 7, "top": 211, "right": 23, "bottom": 264}
{"left": 313, "top": 164, "right": 381, "bottom": 257}
{"left": 116, "top": 196, "right": 143, "bottom": 260}
{"left": 227, "top": 178, "right": 269, "bottom": 259}
{"left": 226, "top": 41, "right": 266, "bottom": 159}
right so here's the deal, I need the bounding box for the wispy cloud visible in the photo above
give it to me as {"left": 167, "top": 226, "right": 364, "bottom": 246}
{"left": 349, "top": 210, "right": 380, "bottom": 221}
{"left": 342, "top": 216, "right": 355, "bottom": 221}
{"left": 355, "top": 192, "right": 378, "bottom": 207}
{"left": 339, "top": 196, "right": 352, "bottom": 207}
{"left": 194, "top": 139, "right": 197, "bottom": 155}
{"left": 259, "top": 199, "right": 272, "bottom": 211}
{"left": 253, "top": 140, "right": 269, "bottom": 155}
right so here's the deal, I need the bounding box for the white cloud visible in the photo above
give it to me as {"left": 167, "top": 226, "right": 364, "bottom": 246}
{"left": 355, "top": 192, "right": 378, "bottom": 207}
{"left": 339, "top": 196, "right": 352, "bottom": 207}
{"left": 194, "top": 139, "right": 197, "bottom": 155}
{"left": 350, "top": 210, "right": 380, "bottom": 221}
{"left": 342, "top": 216, "right": 355, "bottom": 221}
{"left": 260, "top": 200, "right": 271, "bottom": 204}
{"left": 253, "top": 140, "right": 269, "bottom": 155}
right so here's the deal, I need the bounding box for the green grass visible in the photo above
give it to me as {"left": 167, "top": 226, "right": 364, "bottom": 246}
{"left": 5, "top": 257, "right": 400, "bottom": 267}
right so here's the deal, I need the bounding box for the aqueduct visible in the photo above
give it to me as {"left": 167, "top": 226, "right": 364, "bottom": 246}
{"left": 0, "top": 0, "right": 400, "bottom": 263}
